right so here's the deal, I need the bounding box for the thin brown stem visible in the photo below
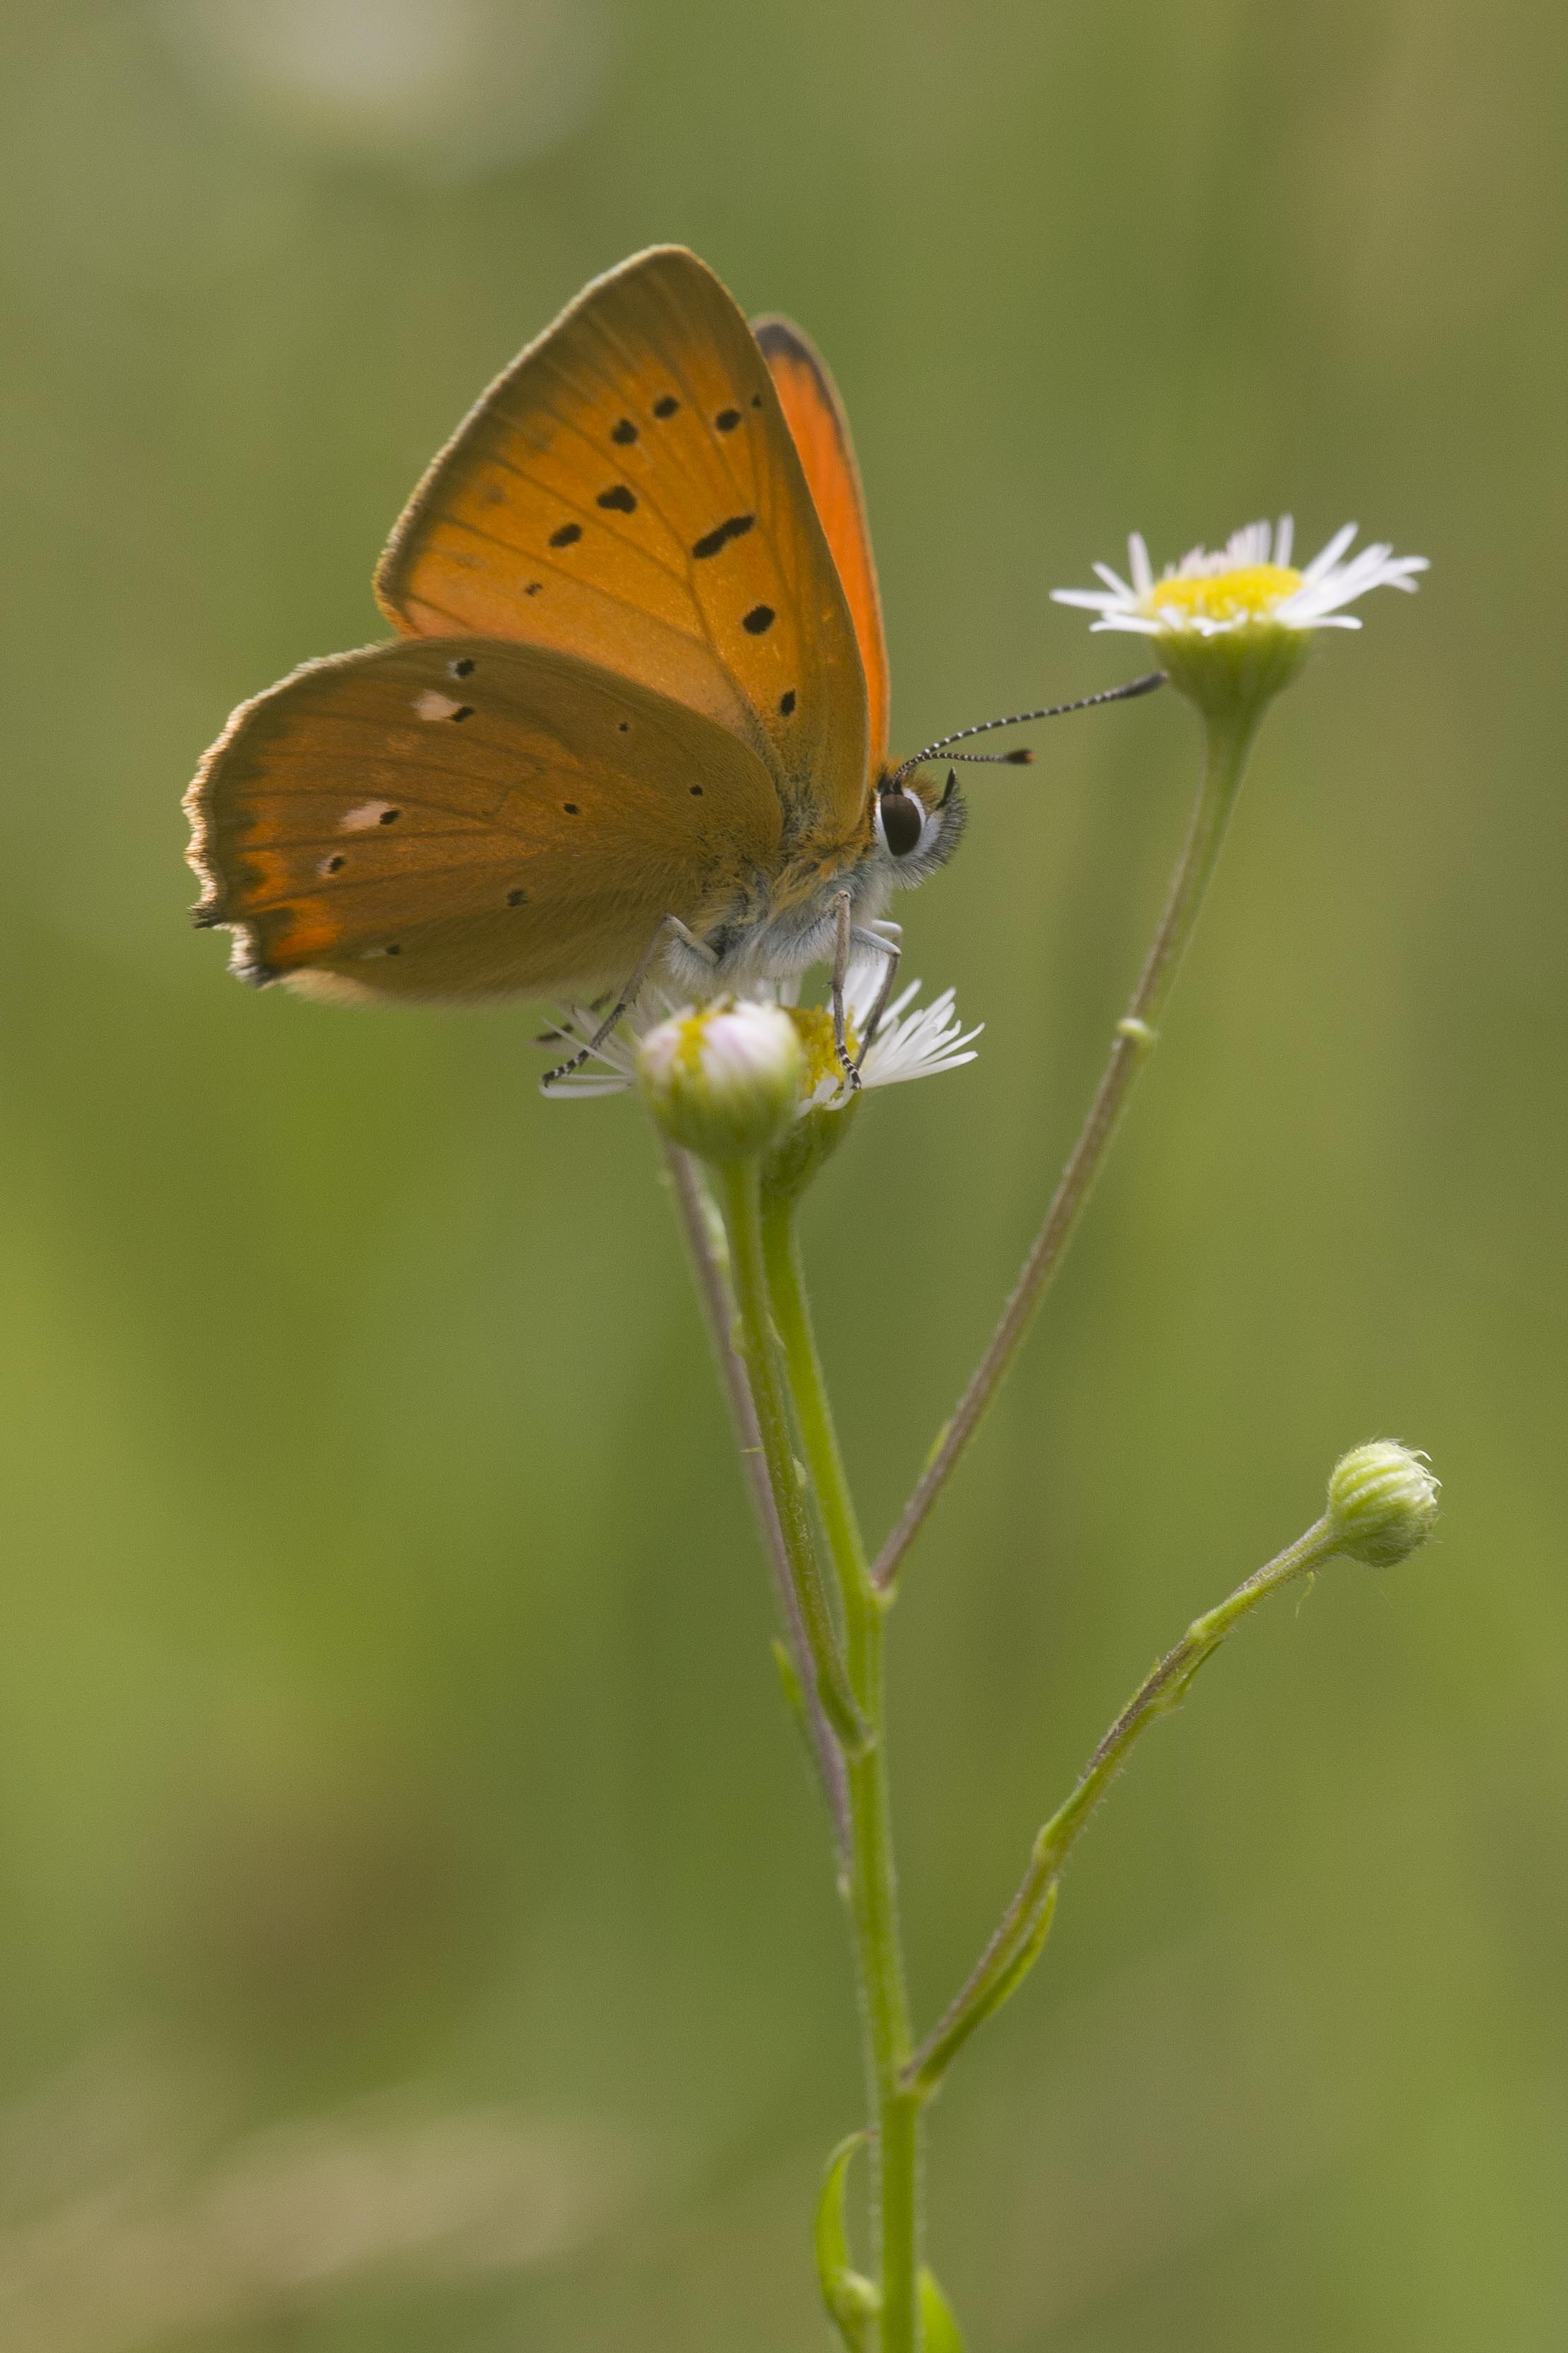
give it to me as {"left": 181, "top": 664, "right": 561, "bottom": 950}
{"left": 661, "top": 1140, "right": 849, "bottom": 1850}
{"left": 873, "top": 709, "right": 1259, "bottom": 1593}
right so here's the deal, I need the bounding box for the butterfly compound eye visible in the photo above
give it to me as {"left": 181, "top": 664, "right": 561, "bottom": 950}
{"left": 876, "top": 789, "right": 926, "bottom": 859}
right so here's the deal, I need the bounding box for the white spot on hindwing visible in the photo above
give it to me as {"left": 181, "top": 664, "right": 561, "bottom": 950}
{"left": 415, "top": 689, "right": 464, "bottom": 720}
{"left": 341, "top": 801, "right": 394, "bottom": 830}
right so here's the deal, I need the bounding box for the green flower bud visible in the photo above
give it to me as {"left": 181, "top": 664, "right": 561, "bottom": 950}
{"left": 1326, "top": 1440, "right": 1440, "bottom": 1566}
{"left": 637, "top": 999, "right": 804, "bottom": 1164}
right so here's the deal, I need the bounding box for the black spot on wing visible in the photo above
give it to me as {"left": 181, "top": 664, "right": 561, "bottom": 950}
{"left": 549, "top": 522, "right": 582, "bottom": 548}
{"left": 596, "top": 484, "right": 637, "bottom": 513}
{"left": 525, "top": 580, "right": 543, "bottom": 595}
{"left": 611, "top": 418, "right": 638, "bottom": 445}
{"left": 563, "top": 802, "right": 580, "bottom": 815}
{"left": 325, "top": 855, "right": 346, "bottom": 874}
{"left": 507, "top": 888, "right": 528, "bottom": 906}
{"left": 450, "top": 656, "right": 474, "bottom": 677}
{"left": 449, "top": 705, "right": 473, "bottom": 722}
{"left": 742, "top": 604, "right": 776, "bottom": 635}
{"left": 379, "top": 808, "right": 401, "bottom": 824}
{"left": 779, "top": 688, "right": 796, "bottom": 715}
{"left": 692, "top": 512, "right": 755, "bottom": 560}
{"left": 653, "top": 395, "right": 679, "bottom": 418}
{"left": 690, "top": 785, "right": 704, "bottom": 797}
{"left": 714, "top": 408, "right": 741, "bottom": 433}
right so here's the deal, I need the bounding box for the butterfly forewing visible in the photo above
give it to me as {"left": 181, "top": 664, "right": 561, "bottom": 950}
{"left": 187, "top": 636, "right": 783, "bottom": 1004}
{"left": 375, "top": 247, "right": 870, "bottom": 840}
{"left": 752, "top": 315, "right": 890, "bottom": 782}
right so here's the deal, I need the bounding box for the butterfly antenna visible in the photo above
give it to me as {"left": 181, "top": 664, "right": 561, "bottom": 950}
{"left": 890, "top": 669, "right": 1165, "bottom": 787}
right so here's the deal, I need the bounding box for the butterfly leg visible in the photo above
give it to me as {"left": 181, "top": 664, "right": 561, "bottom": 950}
{"left": 851, "top": 925, "right": 902, "bottom": 1059}
{"left": 830, "top": 895, "right": 904, "bottom": 1086}
{"left": 541, "top": 916, "right": 715, "bottom": 1089}
{"left": 828, "top": 893, "right": 861, "bottom": 1089}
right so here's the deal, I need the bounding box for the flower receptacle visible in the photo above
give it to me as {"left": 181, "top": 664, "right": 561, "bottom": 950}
{"left": 1156, "top": 616, "right": 1311, "bottom": 724}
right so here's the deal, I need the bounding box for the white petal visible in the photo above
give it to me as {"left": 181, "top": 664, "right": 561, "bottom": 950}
{"left": 541, "top": 1073, "right": 632, "bottom": 1097}
{"left": 1128, "top": 532, "right": 1153, "bottom": 594}
{"left": 1051, "top": 587, "right": 1124, "bottom": 611}
{"left": 1092, "top": 561, "right": 1134, "bottom": 598}
{"left": 1302, "top": 521, "right": 1360, "bottom": 582}
{"left": 1273, "top": 514, "right": 1294, "bottom": 565}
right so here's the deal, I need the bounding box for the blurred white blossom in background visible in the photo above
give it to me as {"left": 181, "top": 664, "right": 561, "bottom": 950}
{"left": 155, "top": 0, "right": 616, "bottom": 178}
{"left": 0, "top": 2042, "right": 637, "bottom": 2353}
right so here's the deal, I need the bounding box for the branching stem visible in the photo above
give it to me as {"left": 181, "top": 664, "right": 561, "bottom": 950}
{"left": 661, "top": 1141, "right": 849, "bottom": 1853}
{"left": 905, "top": 1514, "right": 1340, "bottom": 2094}
{"left": 760, "top": 1188, "right": 923, "bottom": 2353}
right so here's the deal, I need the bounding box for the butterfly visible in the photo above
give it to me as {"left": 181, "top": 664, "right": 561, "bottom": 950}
{"left": 185, "top": 245, "right": 1153, "bottom": 1079}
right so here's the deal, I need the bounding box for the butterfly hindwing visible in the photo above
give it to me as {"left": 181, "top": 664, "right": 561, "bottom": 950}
{"left": 375, "top": 246, "right": 870, "bottom": 839}
{"left": 187, "top": 635, "right": 783, "bottom": 1004}
{"left": 752, "top": 313, "right": 890, "bottom": 782}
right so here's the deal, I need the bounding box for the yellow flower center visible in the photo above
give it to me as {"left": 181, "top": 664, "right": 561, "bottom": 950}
{"left": 1140, "top": 562, "right": 1303, "bottom": 626}
{"left": 787, "top": 1004, "right": 856, "bottom": 1094}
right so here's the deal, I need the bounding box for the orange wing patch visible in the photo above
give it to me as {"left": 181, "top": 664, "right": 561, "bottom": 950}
{"left": 375, "top": 246, "right": 870, "bottom": 840}
{"left": 752, "top": 314, "right": 890, "bottom": 782}
{"left": 187, "top": 635, "right": 783, "bottom": 1004}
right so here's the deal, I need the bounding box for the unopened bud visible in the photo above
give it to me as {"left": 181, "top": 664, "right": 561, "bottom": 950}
{"left": 1326, "top": 1440, "right": 1440, "bottom": 1566}
{"left": 637, "top": 999, "right": 803, "bottom": 1163}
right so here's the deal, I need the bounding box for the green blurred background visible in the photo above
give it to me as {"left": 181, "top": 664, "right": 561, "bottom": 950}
{"left": 1, "top": 1, "right": 1564, "bottom": 2346}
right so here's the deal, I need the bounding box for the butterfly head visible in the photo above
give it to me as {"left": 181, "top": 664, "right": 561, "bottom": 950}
{"left": 872, "top": 767, "right": 967, "bottom": 889}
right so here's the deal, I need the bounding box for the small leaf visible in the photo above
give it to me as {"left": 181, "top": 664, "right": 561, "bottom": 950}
{"left": 1159, "top": 1633, "right": 1226, "bottom": 1713}
{"left": 923, "top": 1417, "right": 954, "bottom": 1472}
{"left": 771, "top": 1636, "right": 806, "bottom": 1723}
{"left": 814, "top": 2130, "right": 878, "bottom": 2349}
{"left": 919, "top": 2265, "right": 968, "bottom": 2350}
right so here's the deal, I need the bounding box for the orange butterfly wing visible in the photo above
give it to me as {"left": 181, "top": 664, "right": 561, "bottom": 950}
{"left": 186, "top": 635, "right": 783, "bottom": 1004}
{"left": 375, "top": 246, "right": 869, "bottom": 838}
{"left": 751, "top": 315, "right": 890, "bottom": 783}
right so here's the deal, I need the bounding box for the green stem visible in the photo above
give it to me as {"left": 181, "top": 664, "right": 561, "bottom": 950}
{"left": 760, "top": 1190, "right": 923, "bottom": 2353}
{"left": 906, "top": 1513, "right": 1340, "bottom": 2094}
{"left": 660, "top": 1140, "right": 849, "bottom": 1855}
{"left": 873, "top": 706, "right": 1261, "bottom": 1594}
{"left": 717, "top": 1159, "right": 867, "bottom": 1757}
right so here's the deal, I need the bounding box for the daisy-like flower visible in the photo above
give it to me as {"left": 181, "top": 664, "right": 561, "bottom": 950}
{"left": 1054, "top": 517, "right": 1427, "bottom": 638}
{"left": 541, "top": 946, "right": 981, "bottom": 1114}
{"left": 1054, "top": 518, "right": 1427, "bottom": 720}
{"left": 793, "top": 968, "right": 982, "bottom": 1110}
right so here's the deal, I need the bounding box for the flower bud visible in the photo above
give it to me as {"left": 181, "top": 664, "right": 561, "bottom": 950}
{"left": 1326, "top": 1440, "right": 1439, "bottom": 1566}
{"left": 637, "top": 999, "right": 803, "bottom": 1163}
